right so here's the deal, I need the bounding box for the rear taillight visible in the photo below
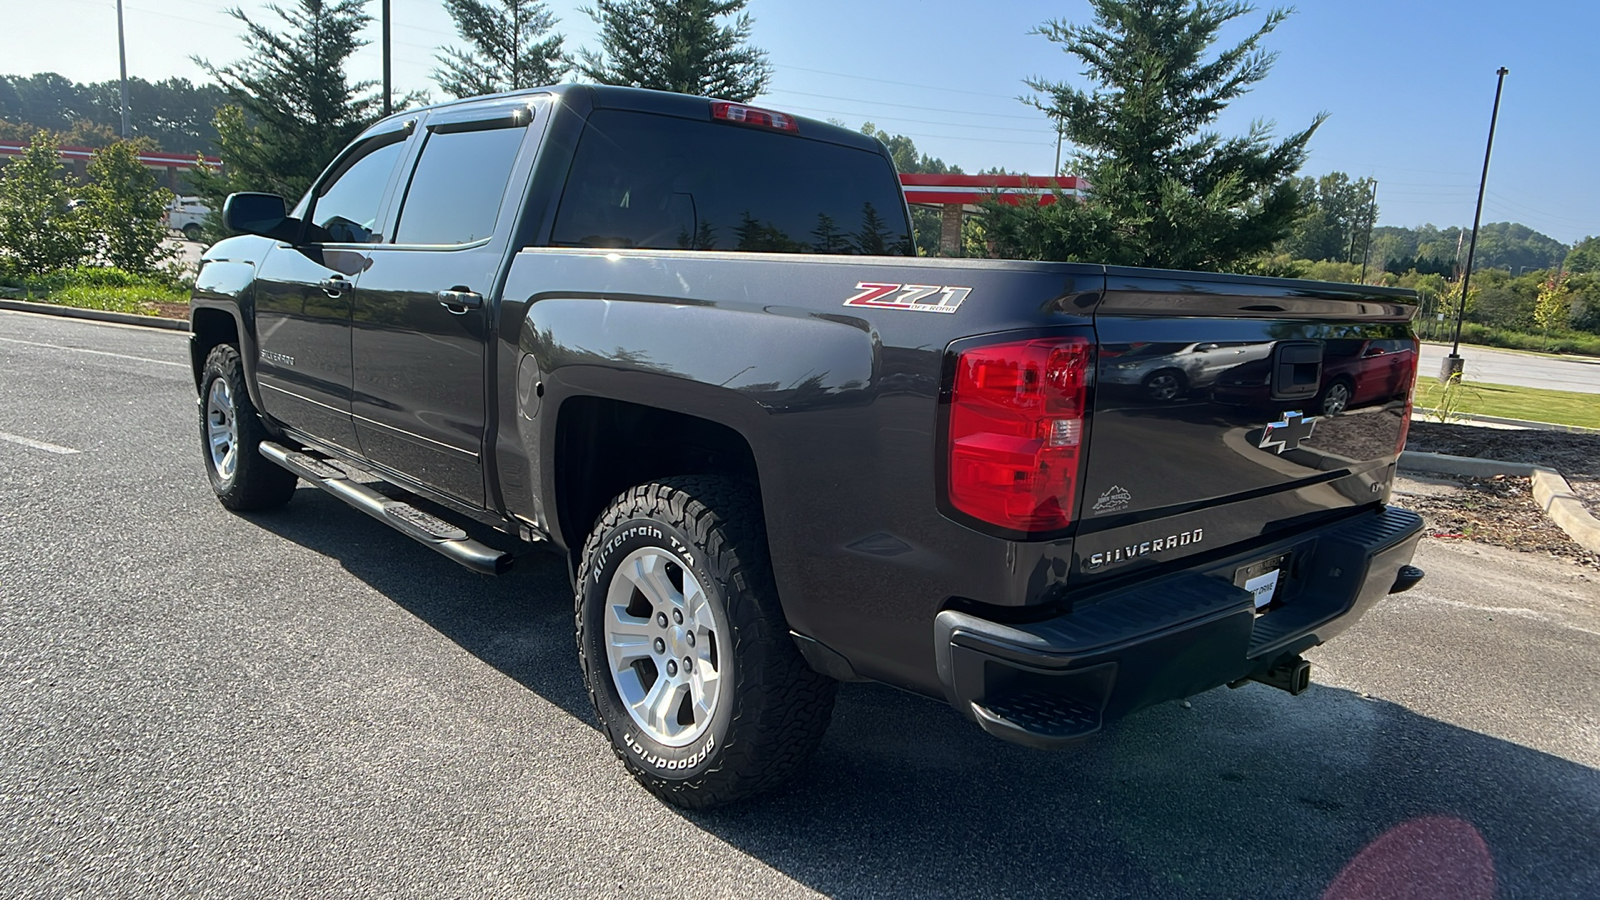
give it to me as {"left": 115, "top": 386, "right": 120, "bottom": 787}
{"left": 1395, "top": 337, "right": 1420, "bottom": 453}
{"left": 947, "top": 336, "right": 1092, "bottom": 533}
{"left": 710, "top": 101, "right": 799, "bottom": 133}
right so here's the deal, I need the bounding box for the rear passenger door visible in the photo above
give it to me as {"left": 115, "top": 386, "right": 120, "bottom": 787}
{"left": 349, "top": 100, "right": 540, "bottom": 506}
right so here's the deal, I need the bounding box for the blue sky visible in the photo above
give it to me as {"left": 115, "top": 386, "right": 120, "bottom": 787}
{"left": 13, "top": 0, "right": 1598, "bottom": 242}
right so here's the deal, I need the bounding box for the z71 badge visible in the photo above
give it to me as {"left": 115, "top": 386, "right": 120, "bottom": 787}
{"left": 843, "top": 282, "right": 972, "bottom": 313}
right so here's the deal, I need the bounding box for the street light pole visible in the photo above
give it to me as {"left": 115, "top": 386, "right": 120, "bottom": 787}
{"left": 381, "top": 0, "right": 392, "bottom": 117}
{"left": 1444, "top": 66, "right": 1509, "bottom": 382}
{"left": 115, "top": 0, "right": 130, "bottom": 139}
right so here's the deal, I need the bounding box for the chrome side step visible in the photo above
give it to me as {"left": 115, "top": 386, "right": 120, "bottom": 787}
{"left": 259, "top": 442, "right": 513, "bottom": 575}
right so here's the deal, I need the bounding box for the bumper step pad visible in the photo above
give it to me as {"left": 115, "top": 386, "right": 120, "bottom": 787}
{"left": 971, "top": 691, "right": 1103, "bottom": 748}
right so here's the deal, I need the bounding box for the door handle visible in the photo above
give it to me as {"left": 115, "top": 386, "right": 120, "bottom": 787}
{"left": 319, "top": 276, "right": 348, "bottom": 298}
{"left": 437, "top": 289, "right": 483, "bottom": 314}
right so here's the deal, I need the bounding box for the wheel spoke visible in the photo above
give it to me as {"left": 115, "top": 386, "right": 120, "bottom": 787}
{"left": 636, "top": 676, "right": 687, "bottom": 735}
{"left": 689, "top": 662, "right": 719, "bottom": 716}
{"left": 210, "top": 432, "right": 232, "bottom": 451}
{"left": 627, "top": 552, "right": 680, "bottom": 611}
{"left": 606, "top": 606, "right": 656, "bottom": 665}
{"left": 684, "top": 581, "right": 713, "bottom": 628}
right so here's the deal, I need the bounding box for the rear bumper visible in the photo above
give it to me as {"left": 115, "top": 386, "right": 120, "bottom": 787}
{"left": 933, "top": 505, "right": 1424, "bottom": 749}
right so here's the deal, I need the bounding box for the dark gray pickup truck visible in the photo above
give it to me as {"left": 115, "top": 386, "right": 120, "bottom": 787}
{"left": 190, "top": 84, "right": 1425, "bottom": 808}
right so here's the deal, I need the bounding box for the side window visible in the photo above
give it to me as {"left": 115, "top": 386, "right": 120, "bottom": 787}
{"left": 310, "top": 137, "right": 406, "bottom": 243}
{"left": 392, "top": 124, "right": 527, "bottom": 246}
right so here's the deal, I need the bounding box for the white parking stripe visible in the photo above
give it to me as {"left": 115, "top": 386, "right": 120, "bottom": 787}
{"left": 0, "top": 336, "right": 185, "bottom": 368}
{"left": 0, "top": 431, "right": 80, "bottom": 455}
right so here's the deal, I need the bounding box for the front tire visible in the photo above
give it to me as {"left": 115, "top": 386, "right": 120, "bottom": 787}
{"left": 199, "top": 344, "right": 297, "bottom": 511}
{"left": 576, "top": 476, "right": 836, "bottom": 809}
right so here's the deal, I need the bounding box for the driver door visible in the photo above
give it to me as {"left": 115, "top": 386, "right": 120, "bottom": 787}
{"left": 252, "top": 123, "right": 414, "bottom": 452}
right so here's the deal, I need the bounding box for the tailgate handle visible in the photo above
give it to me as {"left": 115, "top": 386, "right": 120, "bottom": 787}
{"left": 1271, "top": 342, "right": 1322, "bottom": 400}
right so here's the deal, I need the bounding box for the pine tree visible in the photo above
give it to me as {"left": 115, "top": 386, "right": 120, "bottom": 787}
{"left": 986, "top": 0, "right": 1323, "bottom": 271}
{"left": 436, "top": 0, "right": 568, "bottom": 99}
{"left": 193, "top": 0, "right": 378, "bottom": 208}
{"left": 577, "top": 0, "right": 771, "bottom": 102}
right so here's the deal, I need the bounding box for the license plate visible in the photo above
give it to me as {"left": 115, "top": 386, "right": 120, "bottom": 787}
{"left": 1235, "top": 553, "right": 1290, "bottom": 612}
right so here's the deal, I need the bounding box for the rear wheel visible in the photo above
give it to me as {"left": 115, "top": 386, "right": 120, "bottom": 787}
{"left": 1320, "top": 380, "right": 1353, "bottom": 416}
{"left": 1142, "top": 369, "right": 1186, "bottom": 402}
{"left": 182, "top": 223, "right": 203, "bottom": 242}
{"left": 576, "top": 476, "right": 836, "bottom": 809}
{"left": 199, "top": 344, "right": 297, "bottom": 511}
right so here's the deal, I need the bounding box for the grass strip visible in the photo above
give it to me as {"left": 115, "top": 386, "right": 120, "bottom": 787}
{"left": 1420, "top": 377, "right": 1600, "bottom": 430}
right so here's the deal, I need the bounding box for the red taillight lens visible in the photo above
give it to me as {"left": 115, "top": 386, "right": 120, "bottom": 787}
{"left": 1395, "top": 337, "right": 1419, "bottom": 453}
{"left": 948, "top": 336, "right": 1092, "bottom": 533}
{"left": 710, "top": 101, "right": 799, "bottom": 132}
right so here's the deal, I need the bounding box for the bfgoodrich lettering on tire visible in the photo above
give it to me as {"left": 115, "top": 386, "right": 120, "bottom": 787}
{"left": 576, "top": 476, "right": 836, "bottom": 809}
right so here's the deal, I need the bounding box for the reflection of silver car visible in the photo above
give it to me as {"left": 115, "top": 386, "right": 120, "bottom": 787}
{"left": 1101, "top": 341, "right": 1272, "bottom": 401}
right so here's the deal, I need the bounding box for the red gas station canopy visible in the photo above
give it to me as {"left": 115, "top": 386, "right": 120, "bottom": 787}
{"left": 899, "top": 172, "right": 1081, "bottom": 207}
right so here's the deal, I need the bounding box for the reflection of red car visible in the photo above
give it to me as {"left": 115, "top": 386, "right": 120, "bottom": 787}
{"left": 1213, "top": 339, "right": 1417, "bottom": 415}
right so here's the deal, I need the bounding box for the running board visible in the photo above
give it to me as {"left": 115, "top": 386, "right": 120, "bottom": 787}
{"left": 259, "top": 442, "right": 513, "bottom": 575}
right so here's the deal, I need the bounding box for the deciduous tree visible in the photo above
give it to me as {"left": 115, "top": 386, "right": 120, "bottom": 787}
{"left": 0, "top": 131, "right": 87, "bottom": 275}
{"left": 78, "top": 141, "right": 176, "bottom": 274}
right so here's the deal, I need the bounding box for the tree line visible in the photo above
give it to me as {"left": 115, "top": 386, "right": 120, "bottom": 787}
{"left": 3, "top": 0, "right": 1596, "bottom": 353}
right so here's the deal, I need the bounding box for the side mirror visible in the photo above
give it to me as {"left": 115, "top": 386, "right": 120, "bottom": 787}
{"left": 222, "top": 192, "right": 298, "bottom": 242}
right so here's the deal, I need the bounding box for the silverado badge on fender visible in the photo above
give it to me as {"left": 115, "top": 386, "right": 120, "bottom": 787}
{"left": 1258, "top": 410, "right": 1317, "bottom": 454}
{"left": 844, "top": 282, "right": 972, "bottom": 313}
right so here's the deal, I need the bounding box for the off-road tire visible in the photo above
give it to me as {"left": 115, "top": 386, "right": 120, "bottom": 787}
{"left": 199, "top": 344, "right": 297, "bottom": 511}
{"left": 575, "top": 476, "right": 837, "bottom": 809}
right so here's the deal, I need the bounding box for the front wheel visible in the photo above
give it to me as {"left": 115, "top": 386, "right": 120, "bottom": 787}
{"left": 576, "top": 476, "right": 836, "bottom": 809}
{"left": 182, "top": 223, "right": 203, "bottom": 242}
{"left": 199, "top": 344, "right": 297, "bottom": 511}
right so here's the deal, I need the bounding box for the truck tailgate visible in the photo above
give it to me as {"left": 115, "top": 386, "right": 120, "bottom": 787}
{"left": 1073, "top": 269, "right": 1418, "bottom": 581}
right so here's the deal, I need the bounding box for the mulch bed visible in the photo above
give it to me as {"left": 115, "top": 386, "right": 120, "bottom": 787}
{"left": 145, "top": 302, "right": 189, "bottom": 320}
{"left": 1397, "top": 474, "right": 1600, "bottom": 569}
{"left": 1400, "top": 421, "right": 1600, "bottom": 567}
{"left": 1405, "top": 421, "right": 1599, "bottom": 478}
{"left": 1405, "top": 420, "right": 1600, "bottom": 521}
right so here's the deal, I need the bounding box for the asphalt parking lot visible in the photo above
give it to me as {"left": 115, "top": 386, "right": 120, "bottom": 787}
{"left": 2, "top": 310, "right": 1598, "bottom": 899}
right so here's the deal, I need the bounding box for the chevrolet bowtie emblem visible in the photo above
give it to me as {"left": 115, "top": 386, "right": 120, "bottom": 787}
{"left": 1259, "top": 410, "right": 1317, "bottom": 454}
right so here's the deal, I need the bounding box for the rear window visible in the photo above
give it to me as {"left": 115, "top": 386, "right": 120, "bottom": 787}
{"left": 550, "top": 110, "right": 913, "bottom": 256}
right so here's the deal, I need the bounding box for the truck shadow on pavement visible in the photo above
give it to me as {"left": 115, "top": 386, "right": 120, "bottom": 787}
{"left": 250, "top": 489, "right": 1600, "bottom": 900}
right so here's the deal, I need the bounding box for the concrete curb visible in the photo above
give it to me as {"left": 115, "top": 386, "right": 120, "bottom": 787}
{"left": 1399, "top": 450, "right": 1600, "bottom": 554}
{"left": 0, "top": 297, "right": 188, "bottom": 331}
{"left": 1413, "top": 410, "right": 1600, "bottom": 434}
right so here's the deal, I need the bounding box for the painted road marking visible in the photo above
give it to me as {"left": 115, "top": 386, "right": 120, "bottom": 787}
{"left": 0, "top": 431, "right": 80, "bottom": 455}
{"left": 0, "top": 336, "right": 185, "bottom": 368}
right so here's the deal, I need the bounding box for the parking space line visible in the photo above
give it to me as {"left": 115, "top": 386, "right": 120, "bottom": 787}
{"left": 0, "top": 336, "right": 185, "bottom": 368}
{"left": 0, "top": 431, "right": 80, "bottom": 455}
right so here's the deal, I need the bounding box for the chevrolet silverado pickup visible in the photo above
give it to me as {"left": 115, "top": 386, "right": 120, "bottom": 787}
{"left": 189, "top": 85, "right": 1426, "bottom": 808}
